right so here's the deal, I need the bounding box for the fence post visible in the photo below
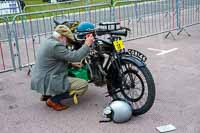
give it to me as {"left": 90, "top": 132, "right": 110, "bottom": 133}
{"left": 0, "top": 42, "right": 5, "bottom": 70}
{"left": 135, "top": 2, "right": 139, "bottom": 20}
{"left": 0, "top": 16, "right": 17, "bottom": 73}
{"left": 110, "top": 0, "right": 115, "bottom": 22}
{"left": 176, "top": 0, "right": 181, "bottom": 29}
{"left": 12, "top": 16, "right": 22, "bottom": 70}
{"left": 85, "top": 0, "right": 91, "bottom": 21}
{"left": 5, "top": 17, "right": 16, "bottom": 72}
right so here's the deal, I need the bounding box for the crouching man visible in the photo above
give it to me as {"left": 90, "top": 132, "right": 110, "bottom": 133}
{"left": 31, "top": 25, "right": 94, "bottom": 111}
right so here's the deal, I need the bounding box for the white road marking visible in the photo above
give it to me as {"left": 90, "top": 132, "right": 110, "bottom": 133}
{"left": 148, "top": 48, "right": 178, "bottom": 55}
{"left": 147, "top": 48, "right": 164, "bottom": 52}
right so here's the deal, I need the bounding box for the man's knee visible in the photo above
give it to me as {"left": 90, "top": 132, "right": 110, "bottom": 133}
{"left": 69, "top": 78, "right": 88, "bottom": 96}
{"left": 77, "top": 79, "right": 88, "bottom": 95}
{"left": 81, "top": 79, "right": 88, "bottom": 88}
{"left": 75, "top": 78, "right": 88, "bottom": 89}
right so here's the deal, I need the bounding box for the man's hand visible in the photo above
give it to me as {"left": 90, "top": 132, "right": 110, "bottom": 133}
{"left": 71, "top": 62, "right": 83, "bottom": 68}
{"left": 84, "top": 34, "right": 94, "bottom": 47}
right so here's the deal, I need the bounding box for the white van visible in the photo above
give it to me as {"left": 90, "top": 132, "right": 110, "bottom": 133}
{"left": 0, "top": 0, "right": 23, "bottom": 15}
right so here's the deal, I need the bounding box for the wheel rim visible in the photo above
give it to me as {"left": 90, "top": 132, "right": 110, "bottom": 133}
{"left": 107, "top": 59, "right": 155, "bottom": 115}
{"left": 116, "top": 62, "right": 149, "bottom": 110}
{"left": 121, "top": 69, "right": 145, "bottom": 102}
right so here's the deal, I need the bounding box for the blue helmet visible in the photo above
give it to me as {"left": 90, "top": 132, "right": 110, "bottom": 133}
{"left": 76, "top": 22, "right": 95, "bottom": 32}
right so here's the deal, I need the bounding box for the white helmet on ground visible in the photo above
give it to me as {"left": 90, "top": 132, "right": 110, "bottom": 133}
{"left": 103, "top": 100, "right": 133, "bottom": 123}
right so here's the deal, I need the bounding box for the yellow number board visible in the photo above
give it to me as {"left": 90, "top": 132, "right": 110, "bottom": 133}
{"left": 113, "top": 39, "right": 125, "bottom": 51}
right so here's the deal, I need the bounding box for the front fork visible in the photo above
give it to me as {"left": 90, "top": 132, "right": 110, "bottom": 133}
{"left": 107, "top": 54, "right": 127, "bottom": 96}
{"left": 108, "top": 53, "right": 140, "bottom": 96}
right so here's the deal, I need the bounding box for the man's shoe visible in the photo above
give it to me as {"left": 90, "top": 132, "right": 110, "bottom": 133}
{"left": 46, "top": 99, "right": 69, "bottom": 111}
{"left": 40, "top": 95, "right": 52, "bottom": 101}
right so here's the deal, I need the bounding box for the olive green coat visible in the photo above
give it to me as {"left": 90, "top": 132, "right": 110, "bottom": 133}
{"left": 31, "top": 37, "right": 90, "bottom": 96}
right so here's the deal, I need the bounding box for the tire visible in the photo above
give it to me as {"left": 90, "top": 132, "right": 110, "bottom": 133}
{"left": 107, "top": 59, "right": 156, "bottom": 116}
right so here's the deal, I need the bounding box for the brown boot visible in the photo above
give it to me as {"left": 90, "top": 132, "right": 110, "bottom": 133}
{"left": 40, "top": 95, "right": 52, "bottom": 101}
{"left": 46, "top": 99, "right": 69, "bottom": 111}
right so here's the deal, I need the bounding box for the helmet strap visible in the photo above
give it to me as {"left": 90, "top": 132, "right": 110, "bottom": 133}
{"left": 99, "top": 118, "right": 112, "bottom": 123}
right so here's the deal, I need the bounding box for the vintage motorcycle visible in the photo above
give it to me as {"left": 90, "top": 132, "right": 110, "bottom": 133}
{"left": 53, "top": 17, "right": 156, "bottom": 116}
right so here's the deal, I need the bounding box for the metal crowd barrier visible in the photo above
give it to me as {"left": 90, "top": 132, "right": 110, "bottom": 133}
{"left": 112, "top": 0, "right": 200, "bottom": 40}
{"left": 113, "top": 0, "right": 179, "bottom": 40}
{"left": 177, "top": 0, "right": 200, "bottom": 36}
{"left": 0, "top": 16, "right": 16, "bottom": 73}
{"left": 12, "top": 3, "right": 111, "bottom": 70}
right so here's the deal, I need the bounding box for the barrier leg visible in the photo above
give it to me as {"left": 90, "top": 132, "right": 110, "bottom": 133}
{"left": 177, "top": 28, "right": 191, "bottom": 36}
{"left": 165, "top": 31, "right": 176, "bottom": 40}
{"left": 0, "top": 42, "right": 5, "bottom": 70}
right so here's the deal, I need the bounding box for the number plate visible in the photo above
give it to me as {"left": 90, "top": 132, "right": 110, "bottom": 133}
{"left": 128, "top": 49, "right": 147, "bottom": 62}
{"left": 113, "top": 39, "right": 125, "bottom": 51}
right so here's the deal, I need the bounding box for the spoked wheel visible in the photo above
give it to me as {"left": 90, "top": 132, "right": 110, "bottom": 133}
{"left": 121, "top": 69, "right": 145, "bottom": 102}
{"left": 107, "top": 59, "right": 156, "bottom": 116}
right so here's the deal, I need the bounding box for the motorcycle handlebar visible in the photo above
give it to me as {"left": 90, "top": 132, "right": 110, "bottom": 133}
{"left": 95, "top": 28, "right": 129, "bottom": 37}
{"left": 74, "top": 27, "right": 130, "bottom": 45}
{"left": 75, "top": 27, "right": 129, "bottom": 39}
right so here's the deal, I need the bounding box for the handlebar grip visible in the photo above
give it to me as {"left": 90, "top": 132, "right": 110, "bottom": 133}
{"left": 110, "top": 30, "right": 127, "bottom": 37}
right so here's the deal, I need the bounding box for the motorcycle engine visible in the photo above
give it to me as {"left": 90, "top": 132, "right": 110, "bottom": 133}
{"left": 90, "top": 53, "right": 106, "bottom": 86}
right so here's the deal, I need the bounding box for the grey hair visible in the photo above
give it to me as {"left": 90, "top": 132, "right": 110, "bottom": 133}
{"left": 52, "top": 31, "right": 61, "bottom": 39}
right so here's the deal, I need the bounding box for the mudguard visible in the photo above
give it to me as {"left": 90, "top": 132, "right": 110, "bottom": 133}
{"left": 121, "top": 55, "right": 146, "bottom": 67}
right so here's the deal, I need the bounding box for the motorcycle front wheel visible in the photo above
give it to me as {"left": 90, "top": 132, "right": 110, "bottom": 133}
{"left": 107, "top": 59, "right": 156, "bottom": 116}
